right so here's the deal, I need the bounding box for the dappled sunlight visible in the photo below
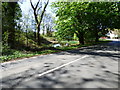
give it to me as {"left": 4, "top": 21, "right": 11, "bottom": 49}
{"left": 1, "top": 41, "right": 119, "bottom": 88}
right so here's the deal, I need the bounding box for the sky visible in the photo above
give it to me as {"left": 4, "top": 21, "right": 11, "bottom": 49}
{"left": 18, "top": 0, "right": 56, "bottom": 16}
{"left": 18, "top": 0, "right": 57, "bottom": 33}
{"left": 18, "top": 0, "right": 119, "bottom": 16}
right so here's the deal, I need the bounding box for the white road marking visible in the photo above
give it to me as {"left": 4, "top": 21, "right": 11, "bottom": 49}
{"left": 38, "top": 55, "right": 88, "bottom": 77}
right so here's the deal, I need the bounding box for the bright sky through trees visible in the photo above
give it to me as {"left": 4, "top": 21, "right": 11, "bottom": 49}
{"left": 18, "top": 0, "right": 56, "bottom": 16}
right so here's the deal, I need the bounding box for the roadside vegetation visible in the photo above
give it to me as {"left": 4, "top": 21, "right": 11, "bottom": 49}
{"left": 1, "top": 1, "right": 120, "bottom": 63}
{"left": 0, "top": 39, "right": 111, "bottom": 63}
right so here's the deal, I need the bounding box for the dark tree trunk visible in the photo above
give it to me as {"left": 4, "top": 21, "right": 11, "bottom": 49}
{"left": 78, "top": 34, "right": 84, "bottom": 45}
{"left": 7, "top": 2, "right": 17, "bottom": 49}
{"left": 37, "top": 24, "right": 40, "bottom": 45}
{"left": 43, "top": 25, "right": 45, "bottom": 35}
{"left": 46, "top": 25, "right": 49, "bottom": 36}
{"left": 8, "top": 27, "right": 15, "bottom": 49}
{"left": 34, "top": 29, "right": 36, "bottom": 41}
{"left": 76, "top": 31, "right": 84, "bottom": 45}
{"left": 26, "top": 29, "right": 28, "bottom": 47}
{"left": 95, "top": 29, "right": 99, "bottom": 42}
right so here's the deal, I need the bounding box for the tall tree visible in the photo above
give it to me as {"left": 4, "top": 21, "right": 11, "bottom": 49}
{"left": 52, "top": 2, "right": 120, "bottom": 44}
{"left": 2, "top": 2, "right": 22, "bottom": 48}
{"left": 52, "top": 2, "right": 89, "bottom": 45}
{"left": 30, "top": 0, "right": 49, "bottom": 45}
{"left": 86, "top": 2, "right": 120, "bottom": 42}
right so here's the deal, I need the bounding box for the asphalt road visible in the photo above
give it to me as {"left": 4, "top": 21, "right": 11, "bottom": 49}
{"left": 0, "top": 40, "right": 120, "bottom": 89}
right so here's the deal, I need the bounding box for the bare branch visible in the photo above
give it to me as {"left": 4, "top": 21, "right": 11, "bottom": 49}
{"left": 30, "top": 0, "right": 35, "bottom": 10}
{"left": 37, "top": 6, "right": 42, "bottom": 15}
{"left": 30, "top": 0, "right": 49, "bottom": 44}
{"left": 38, "top": 0, "right": 49, "bottom": 25}
{"left": 35, "top": 0, "right": 41, "bottom": 10}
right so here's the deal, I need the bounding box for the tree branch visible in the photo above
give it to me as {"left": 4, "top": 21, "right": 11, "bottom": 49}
{"left": 30, "top": 0, "right": 35, "bottom": 10}
{"left": 38, "top": 0, "right": 49, "bottom": 26}
{"left": 37, "top": 6, "right": 42, "bottom": 15}
{"left": 35, "top": 0, "right": 41, "bottom": 10}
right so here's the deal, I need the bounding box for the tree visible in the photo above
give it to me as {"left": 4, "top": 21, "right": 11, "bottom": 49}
{"left": 30, "top": 0, "right": 49, "bottom": 45}
{"left": 52, "top": 2, "right": 89, "bottom": 45}
{"left": 86, "top": 2, "right": 120, "bottom": 42}
{"left": 52, "top": 2, "right": 120, "bottom": 45}
{"left": 21, "top": 14, "right": 31, "bottom": 46}
{"left": 42, "top": 12, "right": 55, "bottom": 36}
{"left": 54, "top": 16, "right": 75, "bottom": 41}
{"left": 2, "top": 2, "right": 22, "bottom": 49}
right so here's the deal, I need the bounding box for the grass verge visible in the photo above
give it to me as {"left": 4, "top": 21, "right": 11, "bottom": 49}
{"left": 0, "top": 40, "right": 111, "bottom": 63}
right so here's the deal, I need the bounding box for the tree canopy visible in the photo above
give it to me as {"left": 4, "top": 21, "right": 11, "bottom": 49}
{"left": 52, "top": 2, "right": 120, "bottom": 44}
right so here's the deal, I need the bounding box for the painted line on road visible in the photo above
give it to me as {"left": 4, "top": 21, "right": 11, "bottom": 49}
{"left": 38, "top": 55, "right": 88, "bottom": 77}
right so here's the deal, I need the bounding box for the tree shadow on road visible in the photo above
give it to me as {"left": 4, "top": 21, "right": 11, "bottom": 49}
{"left": 1, "top": 41, "right": 119, "bottom": 89}
{"left": 56, "top": 41, "right": 120, "bottom": 60}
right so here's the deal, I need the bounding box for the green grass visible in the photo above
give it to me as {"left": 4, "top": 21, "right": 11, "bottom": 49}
{"left": 0, "top": 40, "right": 111, "bottom": 63}
{"left": 99, "top": 38, "right": 112, "bottom": 41}
{"left": 60, "top": 41, "right": 79, "bottom": 45}
{"left": 0, "top": 49, "right": 59, "bottom": 63}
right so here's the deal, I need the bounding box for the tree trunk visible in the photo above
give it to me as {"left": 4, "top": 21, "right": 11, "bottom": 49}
{"left": 46, "top": 25, "right": 49, "bottom": 36}
{"left": 37, "top": 24, "right": 40, "bottom": 45}
{"left": 8, "top": 27, "right": 15, "bottom": 49}
{"left": 34, "top": 29, "right": 36, "bottom": 41}
{"left": 76, "top": 32, "right": 84, "bottom": 45}
{"left": 26, "top": 28, "right": 28, "bottom": 47}
{"left": 95, "top": 29, "right": 99, "bottom": 42}
{"left": 7, "top": 2, "right": 17, "bottom": 49}
{"left": 78, "top": 34, "right": 84, "bottom": 45}
{"left": 43, "top": 24, "right": 45, "bottom": 35}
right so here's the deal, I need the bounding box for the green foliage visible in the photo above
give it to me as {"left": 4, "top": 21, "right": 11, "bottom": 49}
{"left": 60, "top": 41, "right": 79, "bottom": 45}
{"left": 1, "top": 1, "right": 119, "bottom": 63}
{"left": 52, "top": 2, "right": 120, "bottom": 44}
{"left": 0, "top": 49, "right": 57, "bottom": 62}
{"left": 2, "top": 2, "right": 22, "bottom": 48}
{"left": 0, "top": 39, "right": 111, "bottom": 63}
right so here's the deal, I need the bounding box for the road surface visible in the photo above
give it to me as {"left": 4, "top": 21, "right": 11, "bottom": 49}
{"left": 0, "top": 40, "right": 119, "bottom": 89}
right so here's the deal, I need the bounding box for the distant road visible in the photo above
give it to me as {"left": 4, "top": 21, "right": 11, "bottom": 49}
{"left": 106, "top": 38, "right": 120, "bottom": 41}
{"left": 0, "top": 40, "right": 119, "bottom": 88}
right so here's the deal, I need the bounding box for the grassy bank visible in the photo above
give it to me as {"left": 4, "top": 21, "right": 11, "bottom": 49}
{"left": 0, "top": 40, "right": 111, "bottom": 63}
